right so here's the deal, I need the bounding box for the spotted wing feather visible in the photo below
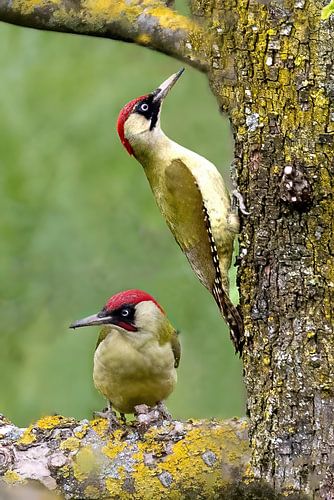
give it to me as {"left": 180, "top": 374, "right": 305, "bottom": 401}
{"left": 164, "top": 159, "right": 243, "bottom": 353}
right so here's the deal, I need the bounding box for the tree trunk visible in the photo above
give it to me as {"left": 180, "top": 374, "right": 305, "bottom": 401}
{"left": 191, "top": 0, "right": 334, "bottom": 495}
{"left": 0, "top": 0, "right": 333, "bottom": 498}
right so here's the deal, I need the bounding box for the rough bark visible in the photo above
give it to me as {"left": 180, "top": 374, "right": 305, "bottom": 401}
{"left": 190, "top": 0, "right": 334, "bottom": 496}
{"left": 0, "top": 0, "right": 333, "bottom": 498}
{"left": 0, "top": 414, "right": 250, "bottom": 499}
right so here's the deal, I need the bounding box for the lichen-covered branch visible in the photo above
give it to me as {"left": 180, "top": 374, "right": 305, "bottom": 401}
{"left": 0, "top": 0, "right": 210, "bottom": 71}
{"left": 0, "top": 414, "right": 250, "bottom": 498}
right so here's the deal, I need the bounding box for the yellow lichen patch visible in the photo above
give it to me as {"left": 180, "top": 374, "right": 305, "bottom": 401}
{"left": 84, "top": 485, "right": 100, "bottom": 498}
{"left": 83, "top": 0, "right": 125, "bottom": 20}
{"left": 133, "top": 427, "right": 167, "bottom": 459}
{"left": 12, "top": 0, "right": 60, "bottom": 15}
{"left": 60, "top": 464, "right": 71, "bottom": 479}
{"left": 243, "top": 461, "right": 255, "bottom": 482}
{"left": 50, "top": 6, "right": 76, "bottom": 27}
{"left": 60, "top": 437, "right": 80, "bottom": 451}
{"left": 74, "top": 424, "right": 88, "bottom": 440}
{"left": 73, "top": 446, "right": 98, "bottom": 482}
{"left": 312, "top": 89, "right": 329, "bottom": 109}
{"left": 263, "top": 355, "right": 271, "bottom": 366}
{"left": 130, "top": 423, "right": 249, "bottom": 497}
{"left": 90, "top": 417, "right": 108, "bottom": 437}
{"left": 36, "top": 415, "right": 68, "bottom": 430}
{"left": 102, "top": 429, "right": 127, "bottom": 459}
{"left": 148, "top": 7, "right": 194, "bottom": 31}
{"left": 82, "top": 0, "right": 199, "bottom": 40}
{"left": 17, "top": 425, "right": 36, "bottom": 446}
{"left": 100, "top": 421, "right": 250, "bottom": 496}
{"left": 278, "top": 68, "right": 290, "bottom": 87}
{"left": 136, "top": 34, "right": 151, "bottom": 46}
{"left": 188, "top": 28, "right": 212, "bottom": 63}
{"left": 106, "top": 475, "right": 127, "bottom": 498}
{"left": 128, "top": 462, "right": 168, "bottom": 498}
{"left": 3, "top": 470, "right": 22, "bottom": 484}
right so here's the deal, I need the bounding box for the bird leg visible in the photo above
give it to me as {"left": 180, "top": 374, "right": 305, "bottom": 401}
{"left": 155, "top": 401, "right": 172, "bottom": 421}
{"left": 93, "top": 401, "right": 120, "bottom": 430}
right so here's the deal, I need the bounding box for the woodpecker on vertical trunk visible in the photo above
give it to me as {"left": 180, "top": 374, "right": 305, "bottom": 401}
{"left": 117, "top": 69, "right": 244, "bottom": 353}
{"left": 70, "top": 289, "right": 180, "bottom": 425}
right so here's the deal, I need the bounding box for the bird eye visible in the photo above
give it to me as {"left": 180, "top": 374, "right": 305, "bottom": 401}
{"left": 140, "top": 103, "right": 149, "bottom": 111}
{"left": 121, "top": 308, "right": 130, "bottom": 317}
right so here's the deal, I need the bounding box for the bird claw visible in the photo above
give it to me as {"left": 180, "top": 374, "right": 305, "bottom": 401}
{"left": 231, "top": 189, "right": 250, "bottom": 215}
{"left": 93, "top": 404, "right": 121, "bottom": 431}
{"left": 134, "top": 402, "right": 172, "bottom": 427}
{"left": 93, "top": 408, "right": 109, "bottom": 419}
{"left": 156, "top": 401, "right": 172, "bottom": 421}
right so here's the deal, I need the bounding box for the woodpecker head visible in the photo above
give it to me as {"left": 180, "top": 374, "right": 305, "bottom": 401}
{"left": 117, "top": 68, "right": 184, "bottom": 157}
{"left": 70, "top": 289, "right": 169, "bottom": 341}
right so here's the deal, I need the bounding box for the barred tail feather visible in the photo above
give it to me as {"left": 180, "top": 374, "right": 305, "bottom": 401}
{"left": 212, "top": 284, "right": 244, "bottom": 355}
{"left": 201, "top": 200, "right": 244, "bottom": 354}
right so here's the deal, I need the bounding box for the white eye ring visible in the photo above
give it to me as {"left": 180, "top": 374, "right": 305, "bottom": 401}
{"left": 141, "top": 103, "right": 149, "bottom": 111}
{"left": 121, "top": 308, "right": 130, "bottom": 317}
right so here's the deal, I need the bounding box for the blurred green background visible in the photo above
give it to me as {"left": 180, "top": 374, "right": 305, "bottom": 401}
{"left": 0, "top": 19, "right": 245, "bottom": 427}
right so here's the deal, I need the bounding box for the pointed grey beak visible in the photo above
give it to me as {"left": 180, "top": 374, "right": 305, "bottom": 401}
{"left": 69, "top": 313, "right": 111, "bottom": 330}
{"left": 152, "top": 68, "right": 185, "bottom": 103}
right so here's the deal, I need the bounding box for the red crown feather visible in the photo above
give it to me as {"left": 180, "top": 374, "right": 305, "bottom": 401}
{"left": 117, "top": 95, "right": 147, "bottom": 155}
{"left": 104, "top": 289, "right": 164, "bottom": 314}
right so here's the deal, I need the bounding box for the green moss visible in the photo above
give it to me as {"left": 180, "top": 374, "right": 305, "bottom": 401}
{"left": 321, "top": 0, "right": 334, "bottom": 19}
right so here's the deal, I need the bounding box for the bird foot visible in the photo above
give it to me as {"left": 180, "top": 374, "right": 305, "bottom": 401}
{"left": 231, "top": 189, "right": 250, "bottom": 215}
{"left": 156, "top": 401, "right": 172, "bottom": 421}
{"left": 134, "top": 402, "right": 172, "bottom": 427}
{"left": 93, "top": 406, "right": 121, "bottom": 431}
{"left": 93, "top": 408, "right": 109, "bottom": 419}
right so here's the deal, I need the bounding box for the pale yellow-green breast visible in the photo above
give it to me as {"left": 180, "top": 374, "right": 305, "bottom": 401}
{"left": 139, "top": 138, "right": 238, "bottom": 294}
{"left": 94, "top": 327, "right": 178, "bottom": 413}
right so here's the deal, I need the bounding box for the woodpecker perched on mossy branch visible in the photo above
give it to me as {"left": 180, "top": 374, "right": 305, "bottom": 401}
{"left": 117, "top": 69, "right": 244, "bottom": 354}
{"left": 70, "top": 289, "right": 180, "bottom": 426}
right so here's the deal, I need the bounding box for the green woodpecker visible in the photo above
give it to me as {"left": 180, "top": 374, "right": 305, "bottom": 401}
{"left": 70, "top": 289, "right": 180, "bottom": 424}
{"left": 117, "top": 69, "right": 243, "bottom": 353}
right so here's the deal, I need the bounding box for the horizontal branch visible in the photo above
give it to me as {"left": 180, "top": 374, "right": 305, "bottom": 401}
{"left": 0, "top": 0, "right": 210, "bottom": 71}
{"left": 0, "top": 413, "right": 250, "bottom": 498}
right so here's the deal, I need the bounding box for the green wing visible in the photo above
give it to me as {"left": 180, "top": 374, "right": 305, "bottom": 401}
{"left": 164, "top": 159, "right": 216, "bottom": 290}
{"left": 164, "top": 159, "right": 209, "bottom": 250}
